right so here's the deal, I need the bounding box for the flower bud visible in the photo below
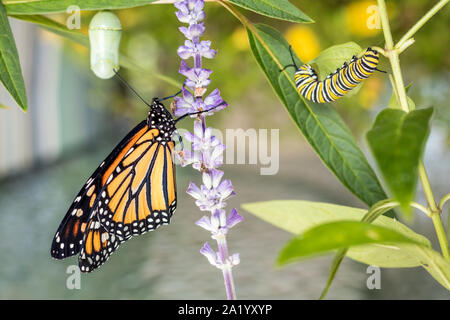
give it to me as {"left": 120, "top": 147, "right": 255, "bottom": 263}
{"left": 89, "top": 11, "right": 122, "bottom": 79}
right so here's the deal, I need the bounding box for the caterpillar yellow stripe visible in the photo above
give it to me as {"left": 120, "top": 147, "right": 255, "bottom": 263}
{"left": 285, "top": 47, "right": 380, "bottom": 103}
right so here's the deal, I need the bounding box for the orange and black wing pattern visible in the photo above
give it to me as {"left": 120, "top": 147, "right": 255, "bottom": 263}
{"left": 51, "top": 99, "right": 178, "bottom": 272}
{"left": 98, "top": 127, "right": 177, "bottom": 238}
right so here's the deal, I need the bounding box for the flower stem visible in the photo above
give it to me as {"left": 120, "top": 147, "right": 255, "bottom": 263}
{"left": 216, "top": 235, "right": 237, "bottom": 299}
{"left": 432, "top": 213, "right": 450, "bottom": 260}
{"left": 396, "top": 0, "right": 449, "bottom": 49}
{"left": 377, "top": 0, "right": 450, "bottom": 260}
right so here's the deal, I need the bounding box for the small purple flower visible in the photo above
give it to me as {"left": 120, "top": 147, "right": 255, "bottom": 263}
{"left": 226, "top": 208, "right": 244, "bottom": 229}
{"left": 179, "top": 60, "right": 212, "bottom": 89}
{"left": 200, "top": 242, "right": 219, "bottom": 267}
{"left": 174, "top": 87, "right": 227, "bottom": 117}
{"left": 196, "top": 208, "right": 243, "bottom": 238}
{"left": 175, "top": 0, "right": 205, "bottom": 25}
{"left": 177, "top": 40, "right": 216, "bottom": 60}
{"left": 179, "top": 23, "right": 205, "bottom": 40}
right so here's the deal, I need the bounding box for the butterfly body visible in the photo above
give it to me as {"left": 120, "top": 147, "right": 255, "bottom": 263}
{"left": 51, "top": 98, "right": 178, "bottom": 272}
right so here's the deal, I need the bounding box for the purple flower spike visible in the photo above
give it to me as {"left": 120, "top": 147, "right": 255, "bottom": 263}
{"left": 175, "top": 0, "right": 240, "bottom": 300}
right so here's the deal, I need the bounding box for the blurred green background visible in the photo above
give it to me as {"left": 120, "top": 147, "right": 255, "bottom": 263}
{"left": 0, "top": 0, "right": 449, "bottom": 299}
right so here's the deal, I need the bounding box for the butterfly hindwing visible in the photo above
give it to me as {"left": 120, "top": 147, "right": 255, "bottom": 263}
{"left": 50, "top": 169, "right": 103, "bottom": 260}
{"left": 78, "top": 213, "right": 127, "bottom": 272}
{"left": 50, "top": 120, "right": 148, "bottom": 260}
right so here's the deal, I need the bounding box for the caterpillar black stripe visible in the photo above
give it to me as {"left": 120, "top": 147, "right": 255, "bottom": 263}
{"left": 283, "top": 47, "right": 381, "bottom": 103}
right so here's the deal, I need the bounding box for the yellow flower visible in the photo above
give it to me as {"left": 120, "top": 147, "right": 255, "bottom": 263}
{"left": 284, "top": 26, "right": 320, "bottom": 63}
{"left": 345, "top": 1, "right": 382, "bottom": 37}
{"left": 358, "top": 76, "right": 383, "bottom": 109}
{"left": 231, "top": 27, "right": 249, "bottom": 51}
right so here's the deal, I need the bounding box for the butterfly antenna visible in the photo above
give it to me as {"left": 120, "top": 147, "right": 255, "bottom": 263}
{"left": 174, "top": 101, "right": 226, "bottom": 124}
{"left": 159, "top": 90, "right": 182, "bottom": 102}
{"left": 113, "top": 69, "right": 151, "bottom": 107}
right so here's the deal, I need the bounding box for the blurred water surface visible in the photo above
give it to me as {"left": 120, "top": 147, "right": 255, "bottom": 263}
{"left": 0, "top": 128, "right": 449, "bottom": 300}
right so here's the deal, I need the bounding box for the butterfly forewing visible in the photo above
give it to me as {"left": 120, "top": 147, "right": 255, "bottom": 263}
{"left": 98, "top": 106, "right": 177, "bottom": 238}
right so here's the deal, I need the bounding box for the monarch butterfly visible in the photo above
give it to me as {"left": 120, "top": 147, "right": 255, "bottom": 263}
{"left": 283, "top": 46, "right": 383, "bottom": 103}
{"left": 51, "top": 74, "right": 220, "bottom": 273}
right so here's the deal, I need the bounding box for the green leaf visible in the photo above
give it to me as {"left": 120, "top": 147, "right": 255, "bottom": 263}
{"left": 243, "top": 200, "right": 450, "bottom": 290}
{"left": 367, "top": 108, "right": 433, "bottom": 216}
{"left": 277, "top": 221, "right": 425, "bottom": 265}
{"left": 0, "top": 1, "right": 27, "bottom": 111}
{"left": 319, "top": 199, "right": 399, "bottom": 299}
{"left": 4, "top": 0, "right": 158, "bottom": 15}
{"left": 410, "top": 245, "right": 450, "bottom": 290}
{"left": 242, "top": 200, "right": 430, "bottom": 267}
{"left": 388, "top": 82, "right": 415, "bottom": 110}
{"left": 247, "top": 24, "right": 389, "bottom": 209}
{"left": 228, "top": 0, "right": 313, "bottom": 23}
{"left": 309, "top": 42, "right": 363, "bottom": 97}
{"left": 10, "top": 14, "right": 88, "bottom": 46}
{"left": 310, "top": 42, "right": 362, "bottom": 78}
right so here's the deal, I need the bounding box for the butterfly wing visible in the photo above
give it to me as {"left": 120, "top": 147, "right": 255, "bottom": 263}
{"left": 98, "top": 132, "right": 177, "bottom": 238}
{"left": 78, "top": 213, "right": 126, "bottom": 272}
{"left": 50, "top": 120, "right": 148, "bottom": 260}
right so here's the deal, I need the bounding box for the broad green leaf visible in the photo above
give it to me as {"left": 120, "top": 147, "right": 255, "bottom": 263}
{"left": 229, "top": 0, "right": 313, "bottom": 23}
{"left": 247, "top": 24, "right": 388, "bottom": 210}
{"left": 310, "top": 42, "right": 362, "bottom": 78}
{"left": 4, "top": 0, "right": 158, "bottom": 15}
{"left": 320, "top": 199, "right": 399, "bottom": 299}
{"left": 406, "top": 245, "right": 450, "bottom": 290}
{"left": 11, "top": 14, "right": 88, "bottom": 46}
{"left": 388, "top": 82, "right": 415, "bottom": 110}
{"left": 309, "top": 42, "right": 363, "bottom": 97}
{"left": 277, "top": 221, "right": 425, "bottom": 265}
{"left": 243, "top": 200, "right": 450, "bottom": 289}
{"left": 367, "top": 108, "right": 433, "bottom": 216}
{"left": 0, "top": 2, "right": 27, "bottom": 111}
{"left": 242, "top": 200, "right": 430, "bottom": 267}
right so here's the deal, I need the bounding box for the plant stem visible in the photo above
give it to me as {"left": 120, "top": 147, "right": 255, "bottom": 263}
{"left": 216, "top": 235, "right": 237, "bottom": 299}
{"left": 378, "top": 0, "right": 450, "bottom": 260}
{"left": 439, "top": 193, "right": 450, "bottom": 210}
{"left": 431, "top": 213, "right": 450, "bottom": 260}
{"left": 396, "top": 0, "right": 449, "bottom": 49}
{"left": 418, "top": 162, "right": 438, "bottom": 212}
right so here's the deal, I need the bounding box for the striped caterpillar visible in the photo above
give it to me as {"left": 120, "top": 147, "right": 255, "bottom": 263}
{"left": 283, "top": 46, "right": 382, "bottom": 103}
